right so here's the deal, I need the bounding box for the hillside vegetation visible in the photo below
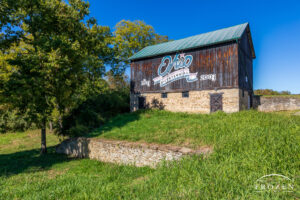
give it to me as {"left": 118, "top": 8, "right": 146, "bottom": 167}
{"left": 1, "top": 110, "right": 299, "bottom": 199}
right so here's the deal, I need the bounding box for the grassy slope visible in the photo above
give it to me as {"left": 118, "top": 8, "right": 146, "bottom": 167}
{"left": 1, "top": 110, "right": 300, "bottom": 199}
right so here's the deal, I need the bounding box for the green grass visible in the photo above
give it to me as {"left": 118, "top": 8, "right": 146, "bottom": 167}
{"left": 0, "top": 130, "right": 153, "bottom": 200}
{"left": 90, "top": 110, "right": 300, "bottom": 148}
{"left": 1, "top": 110, "right": 300, "bottom": 199}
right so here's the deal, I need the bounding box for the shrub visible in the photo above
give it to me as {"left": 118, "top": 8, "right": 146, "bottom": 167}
{"left": 254, "top": 89, "right": 291, "bottom": 95}
{"left": 66, "top": 124, "right": 90, "bottom": 137}
{"left": 0, "top": 106, "right": 34, "bottom": 133}
{"left": 57, "top": 89, "right": 130, "bottom": 137}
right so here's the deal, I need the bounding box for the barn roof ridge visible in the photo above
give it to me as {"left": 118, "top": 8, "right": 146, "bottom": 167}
{"left": 129, "top": 22, "right": 255, "bottom": 61}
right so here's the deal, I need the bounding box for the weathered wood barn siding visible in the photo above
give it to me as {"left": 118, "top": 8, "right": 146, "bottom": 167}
{"left": 238, "top": 30, "right": 254, "bottom": 92}
{"left": 131, "top": 42, "right": 239, "bottom": 93}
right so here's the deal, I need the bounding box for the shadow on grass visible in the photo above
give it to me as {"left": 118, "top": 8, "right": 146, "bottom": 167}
{"left": 87, "top": 110, "right": 146, "bottom": 137}
{"left": 0, "top": 145, "right": 73, "bottom": 177}
{"left": 0, "top": 110, "right": 150, "bottom": 177}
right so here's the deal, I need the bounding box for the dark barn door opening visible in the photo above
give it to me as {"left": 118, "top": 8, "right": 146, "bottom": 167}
{"left": 138, "top": 96, "right": 146, "bottom": 109}
{"left": 210, "top": 93, "right": 223, "bottom": 113}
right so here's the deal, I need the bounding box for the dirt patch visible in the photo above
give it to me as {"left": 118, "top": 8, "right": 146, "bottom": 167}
{"left": 28, "top": 133, "right": 40, "bottom": 138}
{"left": 130, "top": 175, "right": 150, "bottom": 186}
{"left": 0, "top": 139, "right": 22, "bottom": 150}
{"left": 47, "top": 168, "right": 69, "bottom": 179}
{"left": 293, "top": 111, "right": 300, "bottom": 116}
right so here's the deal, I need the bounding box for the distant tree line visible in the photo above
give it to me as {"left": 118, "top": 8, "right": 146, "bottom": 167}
{"left": 0, "top": 0, "right": 168, "bottom": 153}
{"left": 254, "top": 89, "right": 292, "bottom": 96}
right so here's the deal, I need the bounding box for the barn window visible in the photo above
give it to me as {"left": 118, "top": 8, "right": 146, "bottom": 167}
{"left": 182, "top": 91, "right": 189, "bottom": 98}
{"left": 161, "top": 93, "right": 167, "bottom": 98}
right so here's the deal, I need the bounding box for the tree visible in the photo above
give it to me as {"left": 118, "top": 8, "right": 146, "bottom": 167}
{"left": 254, "top": 89, "right": 292, "bottom": 96}
{"left": 0, "top": 0, "right": 112, "bottom": 153}
{"left": 111, "top": 20, "right": 168, "bottom": 75}
{"left": 106, "top": 70, "right": 129, "bottom": 91}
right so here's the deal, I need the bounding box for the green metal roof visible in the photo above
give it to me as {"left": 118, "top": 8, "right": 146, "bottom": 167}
{"left": 129, "top": 22, "right": 252, "bottom": 61}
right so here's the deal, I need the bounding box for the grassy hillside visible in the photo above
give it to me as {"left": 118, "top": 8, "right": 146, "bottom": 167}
{"left": 90, "top": 109, "right": 300, "bottom": 148}
{"left": 1, "top": 110, "right": 300, "bottom": 199}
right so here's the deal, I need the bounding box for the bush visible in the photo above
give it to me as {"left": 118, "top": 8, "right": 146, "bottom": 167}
{"left": 66, "top": 124, "right": 90, "bottom": 137}
{"left": 57, "top": 89, "right": 130, "bottom": 137}
{"left": 254, "top": 89, "right": 291, "bottom": 96}
{"left": 0, "top": 106, "right": 34, "bottom": 133}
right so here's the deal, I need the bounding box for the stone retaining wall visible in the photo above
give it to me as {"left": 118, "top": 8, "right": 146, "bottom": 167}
{"left": 255, "top": 97, "right": 300, "bottom": 112}
{"left": 56, "top": 138, "right": 212, "bottom": 168}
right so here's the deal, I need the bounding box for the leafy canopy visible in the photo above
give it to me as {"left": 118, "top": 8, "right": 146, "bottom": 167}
{"left": 0, "top": 0, "right": 112, "bottom": 152}
{"left": 111, "top": 20, "right": 168, "bottom": 75}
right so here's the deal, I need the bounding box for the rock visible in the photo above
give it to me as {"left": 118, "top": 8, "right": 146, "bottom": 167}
{"left": 179, "top": 147, "right": 193, "bottom": 154}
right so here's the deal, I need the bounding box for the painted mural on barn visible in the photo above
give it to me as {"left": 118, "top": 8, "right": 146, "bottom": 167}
{"left": 149, "top": 53, "right": 217, "bottom": 87}
{"left": 153, "top": 53, "right": 198, "bottom": 87}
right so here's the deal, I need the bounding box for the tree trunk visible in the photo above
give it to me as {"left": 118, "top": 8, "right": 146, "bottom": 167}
{"left": 41, "top": 119, "right": 47, "bottom": 154}
{"left": 49, "top": 121, "right": 53, "bottom": 132}
{"left": 58, "top": 115, "right": 63, "bottom": 129}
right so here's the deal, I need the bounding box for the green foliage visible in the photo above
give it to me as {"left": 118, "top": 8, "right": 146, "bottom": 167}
{"left": 0, "top": 111, "right": 299, "bottom": 199}
{"left": 0, "top": 5, "right": 169, "bottom": 140}
{"left": 106, "top": 70, "right": 130, "bottom": 90}
{"left": 66, "top": 124, "right": 90, "bottom": 137}
{"left": 0, "top": 106, "right": 34, "bottom": 133}
{"left": 254, "top": 89, "right": 292, "bottom": 96}
{"left": 0, "top": 0, "right": 112, "bottom": 151}
{"left": 114, "top": 20, "right": 168, "bottom": 61}
{"left": 58, "top": 89, "right": 130, "bottom": 137}
{"left": 111, "top": 20, "right": 168, "bottom": 74}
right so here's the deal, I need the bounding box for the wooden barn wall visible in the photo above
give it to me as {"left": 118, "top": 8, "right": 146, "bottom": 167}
{"left": 238, "top": 31, "right": 253, "bottom": 92}
{"left": 131, "top": 42, "right": 239, "bottom": 93}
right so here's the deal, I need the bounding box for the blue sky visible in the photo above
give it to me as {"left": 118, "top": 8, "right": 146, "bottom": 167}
{"left": 88, "top": 0, "right": 300, "bottom": 94}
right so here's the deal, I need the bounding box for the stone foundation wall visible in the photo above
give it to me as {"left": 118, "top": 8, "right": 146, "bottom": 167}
{"left": 131, "top": 89, "right": 241, "bottom": 113}
{"left": 56, "top": 138, "right": 212, "bottom": 168}
{"left": 257, "top": 97, "right": 300, "bottom": 112}
{"left": 239, "top": 89, "right": 250, "bottom": 110}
